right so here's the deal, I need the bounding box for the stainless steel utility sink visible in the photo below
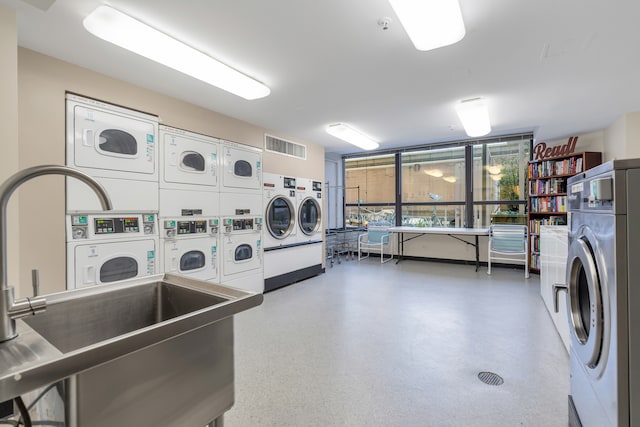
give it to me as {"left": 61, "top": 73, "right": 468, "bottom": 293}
{"left": 23, "top": 280, "right": 228, "bottom": 353}
{"left": 0, "top": 273, "right": 263, "bottom": 410}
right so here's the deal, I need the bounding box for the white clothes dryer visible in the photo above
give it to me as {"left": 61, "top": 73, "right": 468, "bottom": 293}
{"left": 263, "top": 173, "right": 297, "bottom": 249}
{"left": 66, "top": 212, "right": 159, "bottom": 289}
{"left": 160, "top": 217, "right": 219, "bottom": 282}
{"left": 561, "top": 159, "right": 640, "bottom": 427}
{"left": 296, "top": 177, "right": 323, "bottom": 244}
{"left": 220, "top": 140, "right": 262, "bottom": 194}
{"left": 65, "top": 93, "right": 159, "bottom": 212}
{"left": 159, "top": 125, "right": 220, "bottom": 217}
{"left": 220, "top": 215, "right": 263, "bottom": 293}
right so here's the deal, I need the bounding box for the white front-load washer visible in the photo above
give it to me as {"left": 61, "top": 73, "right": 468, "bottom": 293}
{"left": 562, "top": 159, "right": 640, "bottom": 427}
{"left": 220, "top": 215, "right": 263, "bottom": 293}
{"left": 296, "top": 177, "right": 323, "bottom": 244}
{"left": 66, "top": 212, "right": 159, "bottom": 289}
{"left": 220, "top": 140, "right": 262, "bottom": 194}
{"left": 65, "top": 93, "right": 159, "bottom": 212}
{"left": 159, "top": 125, "right": 220, "bottom": 217}
{"left": 263, "top": 173, "right": 297, "bottom": 249}
{"left": 159, "top": 217, "right": 219, "bottom": 282}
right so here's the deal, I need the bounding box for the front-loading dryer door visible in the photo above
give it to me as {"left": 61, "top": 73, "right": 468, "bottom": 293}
{"left": 298, "top": 197, "right": 321, "bottom": 237}
{"left": 566, "top": 228, "right": 606, "bottom": 376}
{"left": 162, "top": 237, "right": 218, "bottom": 281}
{"left": 162, "top": 132, "right": 219, "bottom": 187}
{"left": 69, "top": 239, "right": 157, "bottom": 289}
{"left": 222, "top": 234, "right": 262, "bottom": 277}
{"left": 222, "top": 144, "right": 262, "bottom": 191}
{"left": 69, "top": 102, "right": 157, "bottom": 175}
{"left": 266, "top": 196, "right": 296, "bottom": 241}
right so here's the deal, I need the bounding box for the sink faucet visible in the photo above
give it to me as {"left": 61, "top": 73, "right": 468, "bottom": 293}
{"left": 0, "top": 165, "right": 113, "bottom": 342}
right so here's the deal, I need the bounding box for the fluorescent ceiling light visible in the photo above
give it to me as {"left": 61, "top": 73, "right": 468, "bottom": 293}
{"left": 388, "top": 0, "right": 465, "bottom": 51}
{"left": 83, "top": 5, "right": 270, "bottom": 100}
{"left": 443, "top": 176, "right": 457, "bottom": 183}
{"left": 326, "top": 123, "right": 379, "bottom": 150}
{"left": 424, "top": 169, "right": 443, "bottom": 178}
{"left": 455, "top": 98, "right": 491, "bottom": 137}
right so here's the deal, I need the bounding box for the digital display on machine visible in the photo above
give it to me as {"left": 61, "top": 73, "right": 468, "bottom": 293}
{"left": 312, "top": 181, "right": 322, "bottom": 191}
{"left": 95, "top": 217, "right": 139, "bottom": 234}
{"left": 283, "top": 177, "right": 296, "bottom": 189}
{"left": 177, "top": 220, "right": 207, "bottom": 234}
{"left": 232, "top": 219, "right": 254, "bottom": 230}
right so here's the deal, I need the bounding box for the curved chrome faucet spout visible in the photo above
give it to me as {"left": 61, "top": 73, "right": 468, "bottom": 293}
{"left": 0, "top": 165, "right": 113, "bottom": 342}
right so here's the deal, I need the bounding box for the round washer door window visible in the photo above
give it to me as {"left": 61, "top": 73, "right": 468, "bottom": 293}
{"left": 266, "top": 196, "right": 295, "bottom": 239}
{"left": 299, "top": 197, "right": 321, "bottom": 235}
{"left": 567, "top": 235, "right": 603, "bottom": 370}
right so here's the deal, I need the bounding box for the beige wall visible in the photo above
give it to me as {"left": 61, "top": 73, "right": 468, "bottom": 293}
{"left": 603, "top": 112, "right": 640, "bottom": 162}
{"left": 0, "top": 8, "right": 20, "bottom": 290}
{"left": 538, "top": 131, "right": 605, "bottom": 154}
{"left": 15, "top": 48, "right": 324, "bottom": 297}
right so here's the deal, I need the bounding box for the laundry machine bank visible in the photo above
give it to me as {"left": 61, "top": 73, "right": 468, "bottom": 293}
{"left": 66, "top": 212, "right": 159, "bottom": 289}
{"left": 65, "top": 93, "right": 159, "bottom": 212}
{"left": 263, "top": 176, "right": 324, "bottom": 293}
{"left": 558, "top": 159, "right": 640, "bottom": 427}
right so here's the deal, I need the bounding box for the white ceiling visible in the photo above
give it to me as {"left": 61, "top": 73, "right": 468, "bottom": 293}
{"left": 3, "top": 0, "right": 640, "bottom": 154}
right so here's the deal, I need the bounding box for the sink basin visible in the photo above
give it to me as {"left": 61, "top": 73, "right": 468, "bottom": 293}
{"left": 0, "top": 274, "right": 263, "bottom": 405}
{"left": 23, "top": 280, "right": 227, "bottom": 353}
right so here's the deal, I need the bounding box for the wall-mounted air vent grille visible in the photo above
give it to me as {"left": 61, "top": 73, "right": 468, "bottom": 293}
{"left": 265, "top": 134, "right": 306, "bottom": 160}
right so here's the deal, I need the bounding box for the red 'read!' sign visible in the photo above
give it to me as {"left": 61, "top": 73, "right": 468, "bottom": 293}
{"left": 533, "top": 136, "right": 578, "bottom": 161}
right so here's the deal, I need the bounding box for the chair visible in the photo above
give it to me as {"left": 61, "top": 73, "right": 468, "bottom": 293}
{"left": 487, "top": 224, "right": 529, "bottom": 278}
{"left": 358, "top": 227, "right": 393, "bottom": 264}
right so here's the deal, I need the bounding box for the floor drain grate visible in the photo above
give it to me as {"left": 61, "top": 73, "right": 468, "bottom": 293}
{"left": 478, "top": 371, "right": 504, "bottom": 386}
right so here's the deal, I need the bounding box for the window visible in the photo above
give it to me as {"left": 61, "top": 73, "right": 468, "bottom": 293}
{"left": 401, "top": 147, "right": 465, "bottom": 227}
{"left": 472, "top": 139, "right": 529, "bottom": 227}
{"left": 344, "top": 154, "right": 395, "bottom": 227}
{"left": 342, "top": 133, "right": 532, "bottom": 229}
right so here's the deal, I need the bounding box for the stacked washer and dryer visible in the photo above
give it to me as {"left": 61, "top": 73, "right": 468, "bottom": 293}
{"left": 559, "top": 159, "right": 640, "bottom": 427}
{"left": 64, "top": 94, "right": 264, "bottom": 293}
{"left": 263, "top": 174, "right": 323, "bottom": 292}
{"left": 65, "top": 94, "right": 160, "bottom": 289}
{"left": 158, "top": 125, "right": 221, "bottom": 284}
{"left": 219, "top": 141, "right": 264, "bottom": 293}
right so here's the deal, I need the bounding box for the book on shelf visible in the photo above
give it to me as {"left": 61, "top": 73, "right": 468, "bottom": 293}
{"left": 529, "top": 216, "right": 567, "bottom": 235}
{"left": 529, "top": 195, "right": 567, "bottom": 213}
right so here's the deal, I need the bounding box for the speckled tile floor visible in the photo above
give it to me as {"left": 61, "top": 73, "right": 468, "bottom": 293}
{"left": 225, "top": 259, "right": 569, "bottom": 427}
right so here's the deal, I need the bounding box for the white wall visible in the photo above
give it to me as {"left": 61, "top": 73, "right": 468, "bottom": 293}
{"left": 0, "top": 7, "right": 20, "bottom": 289}
{"left": 603, "top": 112, "right": 640, "bottom": 162}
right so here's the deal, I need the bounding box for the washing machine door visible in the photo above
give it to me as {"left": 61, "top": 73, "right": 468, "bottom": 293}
{"left": 566, "top": 228, "right": 605, "bottom": 375}
{"left": 298, "top": 197, "right": 321, "bottom": 236}
{"left": 266, "top": 196, "right": 295, "bottom": 239}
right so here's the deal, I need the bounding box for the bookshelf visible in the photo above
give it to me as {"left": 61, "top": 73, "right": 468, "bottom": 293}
{"left": 527, "top": 151, "right": 601, "bottom": 273}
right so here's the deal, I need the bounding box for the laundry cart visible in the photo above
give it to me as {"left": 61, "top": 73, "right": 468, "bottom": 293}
{"left": 325, "top": 228, "right": 363, "bottom": 266}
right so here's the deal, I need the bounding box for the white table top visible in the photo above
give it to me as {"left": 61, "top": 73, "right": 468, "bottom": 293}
{"left": 387, "top": 226, "right": 489, "bottom": 236}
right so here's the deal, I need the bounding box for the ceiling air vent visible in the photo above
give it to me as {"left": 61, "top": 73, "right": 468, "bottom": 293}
{"left": 265, "top": 134, "right": 306, "bottom": 160}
